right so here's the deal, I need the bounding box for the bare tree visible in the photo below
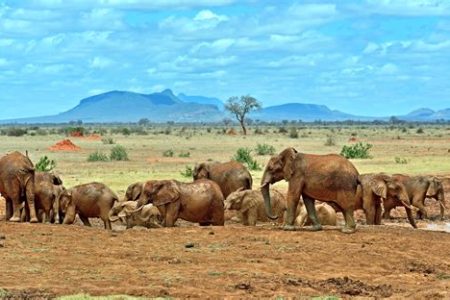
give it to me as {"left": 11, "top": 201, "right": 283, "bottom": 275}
{"left": 225, "top": 95, "right": 261, "bottom": 135}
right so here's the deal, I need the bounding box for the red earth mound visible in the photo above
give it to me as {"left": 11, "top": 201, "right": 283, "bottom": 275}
{"left": 48, "top": 139, "right": 81, "bottom": 151}
{"left": 84, "top": 134, "right": 102, "bottom": 141}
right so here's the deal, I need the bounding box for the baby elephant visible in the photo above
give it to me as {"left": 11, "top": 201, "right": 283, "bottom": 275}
{"left": 224, "top": 189, "right": 286, "bottom": 226}
{"left": 59, "top": 182, "right": 118, "bottom": 230}
{"left": 295, "top": 202, "right": 337, "bottom": 227}
{"left": 109, "top": 201, "right": 162, "bottom": 229}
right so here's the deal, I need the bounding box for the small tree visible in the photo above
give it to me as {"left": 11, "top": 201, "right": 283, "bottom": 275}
{"left": 138, "top": 118, "right": 150, "bottom": 126}
{"left": 225, "top": 95, "right": 261, "bottom": 135}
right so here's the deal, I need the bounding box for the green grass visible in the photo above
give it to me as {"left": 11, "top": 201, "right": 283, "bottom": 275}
{"left": 0, "top": 124, "right": 448, "bottom": 198}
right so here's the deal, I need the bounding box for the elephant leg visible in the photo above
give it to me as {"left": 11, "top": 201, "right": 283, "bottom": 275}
{"left": 103, "top": 218, "right": 112, "bottom": 230}
{"left": 302, "top": 195, "right": 322, "bottom": 231}
{"left": 247, "top": 208, "right": 257, "bottom": 226}
{"left": 405, "top": 207, "right": 418, "bottom": 229}
{"left": 284, "top": 182, "right": 302, "bottom": 230}
{"left": 241, "top": 211, "right": 249, "bottom": 226}
{"left": 374, "top": 200, "right": 383, "bottom": 225}
{"left": 79, "top": 215, "right": 92, "bottom": 227}
{"left": 5, "top": 198, "right": 13, "bottom": 221}
{"left": 163, "top": 203, "right": 180, "bottom": 227}
{"left": 337, "top": 192, "right": 356, "bottom": 233}
{"left": 25, "top": 180, "right": 38, "bottom": 223}
{"left": 9, "top": 187, "right": 23, "bottom": 222}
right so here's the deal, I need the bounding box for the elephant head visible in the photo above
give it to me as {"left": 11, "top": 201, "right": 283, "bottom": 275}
{"left": 193, "top": 163, "right": 210, "bottom": 180}
{"left": 426, "top": 177, "right": 446, "bottom": 217}
{"left": 142, "top": 180, "right": 180, "bottom": 207}
{"left": 224, "top": 188, "right": 247, "bottom": 211}
{"left": 59, "top": 189, "right": 76, "bottom": 224}
{"left": 261, "top": 147, "right": 298, "bottom": 219}
{"left": 124, "top": 182, "right": 144, "bottom": 202}
{"left": 109, "top": 201, "right": 138, "bottom": 223}
{"left": 368, "top": 175, "right": 412, "bottom": 209}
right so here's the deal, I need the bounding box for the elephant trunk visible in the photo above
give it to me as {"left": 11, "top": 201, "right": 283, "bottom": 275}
{"left": 108, "top": 207, "right": 120, "bottom": 222}
{"left": 261, "top": 183, "right": 278, "bottom": 220}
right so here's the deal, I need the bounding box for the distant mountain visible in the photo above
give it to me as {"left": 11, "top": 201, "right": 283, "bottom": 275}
{"left": 177, "top": 93, "right": 224, "bottom": 110}
{"left": 0, "top": 89, "right": 448, "bottom": 123}
{"left": 251, "top": 103, "right": 371, "bottom": 122}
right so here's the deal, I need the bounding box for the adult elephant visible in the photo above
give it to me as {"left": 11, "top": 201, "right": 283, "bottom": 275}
{"left": 357, "top": 173, "right": 417, "bottom": 228}
{"left": 193, "top": 161, "right": 252, "bottom": 198}
{"left": 137, "top": 179, "right": 224, "bottom": 227}
{"left": 0, "top": 151, "right": 38, "bottom": 222}
{"left": 261, "top": 147, "right": 360, "bottom": 233}
{"left": 384, "top": 175, "right": 446, "bottom": 220}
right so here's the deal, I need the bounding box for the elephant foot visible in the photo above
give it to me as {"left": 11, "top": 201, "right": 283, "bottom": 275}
{"left": 341, "top": 227, "right": 356, "bottom": 234}
{"left": 311, "top": 224, "right": 323, "bottom": 231}
{"left": 283, "top": 225, "right": 297, "bottom": 231}
{"left": 9, "top": 216, "right": 20, "bottom": 222}
{"left": 29, "top": 217, "right": 38, "bottom": 223}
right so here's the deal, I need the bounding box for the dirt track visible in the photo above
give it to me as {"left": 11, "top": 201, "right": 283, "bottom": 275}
{"left": 0, "top": 221, "right": 449, "bottom": 299}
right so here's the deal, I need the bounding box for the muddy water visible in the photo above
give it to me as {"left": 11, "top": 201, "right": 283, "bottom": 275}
{"left": 424, "top": 222, "right": 450, "bottom": 233}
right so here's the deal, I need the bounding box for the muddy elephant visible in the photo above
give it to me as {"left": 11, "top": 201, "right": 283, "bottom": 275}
{"left": 357, "top": 173, "right": 417, "bottom": 228}
{"left": 0, "top": 151, "right": 38, "bottom": 222}
{"left": 31, "top": 172, "right": 64, "bottom": 223}
{"left": 261, "top": 147, "right": 360, "bottom": 233}
{"left": 193, "top": 161, "right": 252, "bottom": 198}
{"left": 124, "top": 182, "right": 145, "bottom": 202}
{"left": 138, "top": 179, "right": 224, "bottom": 227}
{"left": 384, "top": 175, "right": 446, "bottom": 220}
{"left": 224, "top": 188, "right": 286, "bottom": 226}
{"left": 59, "top": 182, "right": 118, "bottom": 230}
{"left": 295, "top": 202, "right": 337, "bottom": 227}
{"left": 109, "top": 201, "right": 162, "bottom": 229}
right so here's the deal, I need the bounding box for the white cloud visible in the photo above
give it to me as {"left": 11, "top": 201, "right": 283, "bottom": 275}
{"left": 190, "top": 38, "right": 235, "bottom": 54}
{"left": 194, "top": 9, "right": 228, "bottom": 22}
{"left": 90, "top": 56, "right": 113, "bottom": 69}
{"left": 159, "top": 9, "right": 229, "bottom": 32}
{"left": 378, "top": 63, "right": 399, "bottom": 74}
{"left": 365, "top": 0, "right": 450, "bottom": 16}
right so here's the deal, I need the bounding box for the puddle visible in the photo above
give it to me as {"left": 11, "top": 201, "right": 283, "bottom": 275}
{"left": 423, "top": 223, "right": 450, "bottom": 233}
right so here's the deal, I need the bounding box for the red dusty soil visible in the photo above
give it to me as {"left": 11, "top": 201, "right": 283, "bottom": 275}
{"left": 48, "top": 139, "right": 81, "bottom": 151}
{"left": 0, "top": 221, "right": 449, "bottom": 299}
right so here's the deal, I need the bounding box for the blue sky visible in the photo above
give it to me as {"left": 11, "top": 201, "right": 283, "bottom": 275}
{"left": 1, "top": 0, "right": 450, "bottom": 119}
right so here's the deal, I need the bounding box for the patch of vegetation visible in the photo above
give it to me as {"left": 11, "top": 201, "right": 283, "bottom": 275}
{"left": 416, "top": 128, "right": 424, "bottom": 134}
{"left": 101, "top": 137, "right": 115, "bottom": 144}
{"left": 324, "top": 135, "right": 336, "bottom": 146}
{"left": 35, "top": 156, "right": 56, "bottom": 171}
{"left": 255, "top": 143, "right": 275, "bottom": 155}
{"left": 110, "top": 145, "right": 129, "bottom": 161}
{"left": 233, "top": 147, "right": 261, "bottom": 170}
{"left": 340, "top": 142, "right": 373, "bottom": 159}
{"left": 278, "top": 126, "right": 288, "bottom": 134}
{"left": 64, "top": 126, "right": 85, "bottom": 137}
{"left": 178, "top": 151, "right": 190, "bottom": 158}
{"left": 289, "top": 127, "right": 298, "bottom": 139}
{"left": 87, "top": 151, "right": 109, "bottom": 162}
{"left": 163, "top": 149, "right": 174, "bottom": 157}
{"left": 4, "top": 127, "right": 27, "bottom": 136}
{"left": 395, "top": 157, "right": 408, "bottom": 164}
{"left": 180, "top": 165, "right": 194, "bottom": 178}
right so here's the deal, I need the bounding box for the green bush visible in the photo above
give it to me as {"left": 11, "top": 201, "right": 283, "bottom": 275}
{"left": 395, "top": 157, "right": 408, "bottom": 164}
{"left": 178, "top": 151, "right": 190, "bottom": 158}
{"left": 163, "top": 149, "right": 174, "bottom": 157}
{"left": 35, "top": 156, "right": 56, "bottom": 171}
{"left": 340, "top": 142, "right": 372, "bottom": 159}
{"left": 121, "top": 128, "right": 131, "bottom": 136}
{"left": 278, "top": 127, "right": 288, "bottom": 134}
{"left": 416, "top": 128, "right": 424, "bottom": 134}
{"left": 87, "top": 151, "right": 109, "bottom": 162}
{"left": 255, "top": 143, "right": 275, "bottom": 155}
{"left": 180, "top": 165, "right": 194, "bottom": 177}
{"left": 289, "top": 127, "right": 298, "bottom": 139}
{"left": 233, "top": 148, "right": 261, "bottom": 170}
{"left": 5, "top": 127, "right": 27, "bottom": 137}
{"left": 102, "top": 137, "right": 115, "bottom": 144}
{"left": 110, "top": 145, "right": 129, "bottom": 161}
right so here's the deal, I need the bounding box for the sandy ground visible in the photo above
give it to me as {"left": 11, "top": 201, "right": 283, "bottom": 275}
{"left": 0, "top": 177, "right": 449, "bottom": 299}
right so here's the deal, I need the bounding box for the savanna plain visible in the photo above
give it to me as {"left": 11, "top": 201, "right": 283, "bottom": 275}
{"left": 0, "top": 124, "right": 449, "bottom": 299}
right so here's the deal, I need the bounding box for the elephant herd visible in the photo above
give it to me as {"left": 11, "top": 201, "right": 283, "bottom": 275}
{"left": 0, "top": 149, "right": 446, "bottom": 234}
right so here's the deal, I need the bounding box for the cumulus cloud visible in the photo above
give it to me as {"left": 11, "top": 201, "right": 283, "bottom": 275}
{"left": 89, "top": 56, "right": 114, "bottom": 69}
{"left": 365, "top": 0, "right": 450, "bottom": 16}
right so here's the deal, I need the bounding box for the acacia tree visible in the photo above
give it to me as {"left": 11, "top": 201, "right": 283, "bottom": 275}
{"left": 225, "top": 95, "right": 261, "bottom": 135}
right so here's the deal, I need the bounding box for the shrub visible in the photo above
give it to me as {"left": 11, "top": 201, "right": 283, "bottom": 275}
{"left": 178, "top": 151, "right": 190, "bottom": 158}
{"left": 278, "top": 127, "right": 288, "bottom": 134}
{"left": 395, "top": 157, "right": 408, "bottom": 164}
{"left": 110, "top": 145, "right": 129, "bottom": 161}
{"left": 35, "top": 156, "right": 56, "bottom": 171}
{"left": 253, "top": 127, "right": 264, "bottom": 135}
{"left": 35, "top": 129, "right": 48, "bottom": 136}
{"left": 180, "top": 165, "right": 194, "bottom": 177}
{"left": 102, "top": 137, "right": 115, "bottom": 144}
{"left": 233, "top": 148, "right": 261, "bottom": 170}
{"left": 340, "top": 142, "right": 372, "bottom": 159}
{"left": 64, "top": 126, "right": 85, "bottom": 137}
{"left": 324, "top": 135, "right": 336, "bottom": 146}
{"left": 87, "top": 151, "right": 109, "bottom": 162}
{"left": 255, "top": 143, "right": 275, "bottom": 155}
{"left": 5, "top": 127, "right": 27, "bottom": 137}
{"left": 289, "top": 127, "right": 299, "bottom": 139}
{"left": 416, "top": 128, "right": 424, "bottom": 134}
{"left": 121, "top": 127, "right": 131, "bottom": 136}
{"left": 163, "top": 149, "right": 174, "bottom": 157}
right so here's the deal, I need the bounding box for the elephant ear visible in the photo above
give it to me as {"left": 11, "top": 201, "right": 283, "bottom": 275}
{"left": 240, "top": 190, "right": 258, "bottom": 212}
{"left": 193, "top": 163, "right": 209, "bottom": 180}
{"left": 131, "top": 183, "right": 143, "bottom": 201}
{"left": 52, "top": 174, "right": 63, "bottom": 185}
{"left": 426, "top": 177, "right": 439, "bottom": 197}
{"left": 370, "top": 178, "right": 387, "bottom": 199}
{"left": 153, "top": 181, "right": 180, "bottom": 207}
{"left": 281, "top": 147, "right": 298, "bottom": 180}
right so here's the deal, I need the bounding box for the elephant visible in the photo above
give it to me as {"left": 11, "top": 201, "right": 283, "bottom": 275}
{"left": 193, "top": 161, "right": 253, "bottom": 198}
{"left": 0, "top": 151, "right": 38, "bottom": 222}
{"left": 261, "top": 147, "right": 360, "bottom": 233}
{"left": 224, "top": 188, "right": 286, "bottom": 226}
{"left": 109, "top": 201, "right": 162, "bottom": 229}
{"left": 137, "top": 179, "right": 224, "bottom": 227}
{"left": 59, "top": 182, "right": 118, "bottom": 230}
{"left": 384, "top": 175, "right": 446, "bottom": 220}
{"left": 356, "top": 173, "right": 417, "bottom": 228}
{"left": 124, "top": 182, "right": 145, "bottom": 202}
{"left": 295, "top": 202, "right": 337, "bottom": 227}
